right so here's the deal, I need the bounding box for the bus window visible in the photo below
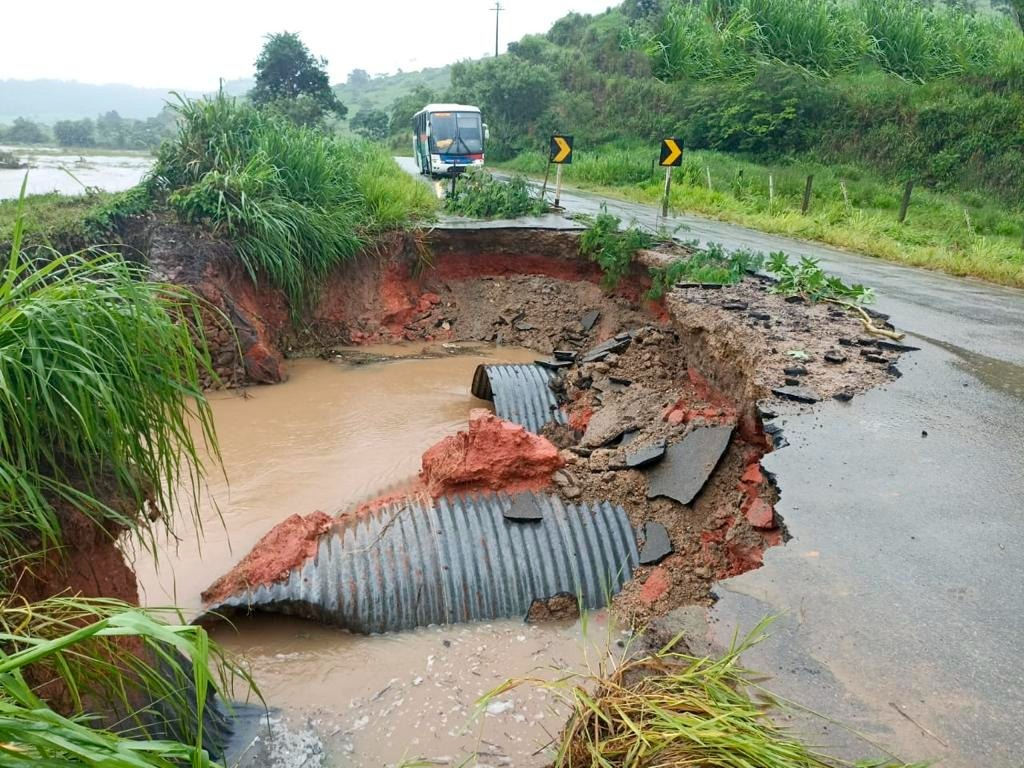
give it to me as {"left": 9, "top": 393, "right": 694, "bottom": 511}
{"left": 429, "top": 112, "right": 483, "bottom": 154}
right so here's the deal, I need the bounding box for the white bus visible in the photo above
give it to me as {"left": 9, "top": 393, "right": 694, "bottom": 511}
{"left": 412, "top": 104, "right": 488, "bottom": 177}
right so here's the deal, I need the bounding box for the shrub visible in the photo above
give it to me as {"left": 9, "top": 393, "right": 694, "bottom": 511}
{"left": 445, "top": 169, "right": 549, "bottom": 219}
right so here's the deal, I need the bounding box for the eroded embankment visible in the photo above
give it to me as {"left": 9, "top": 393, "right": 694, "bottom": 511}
{"left": 168, "top": 221, "right": 905, "bottom": 630}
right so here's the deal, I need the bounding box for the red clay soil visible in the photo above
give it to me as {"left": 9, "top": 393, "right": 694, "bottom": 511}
{"left": 420, "top": 409, "right": 564, "bottom": 497}
{"left": 200, "top": 511, "right": 333, "bottom": 606}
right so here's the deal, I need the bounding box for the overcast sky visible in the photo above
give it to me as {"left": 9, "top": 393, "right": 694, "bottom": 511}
{"left": 3, "top": 1, "right": 615, "bottom": 90}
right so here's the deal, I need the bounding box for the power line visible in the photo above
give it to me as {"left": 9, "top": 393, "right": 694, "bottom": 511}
{"left": 491, "top": 2, "right": 504, "bottom": 57}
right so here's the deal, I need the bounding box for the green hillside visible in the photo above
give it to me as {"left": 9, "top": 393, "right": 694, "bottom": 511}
{"left": 335, "top": 66, "right": 452, "bottom": 118}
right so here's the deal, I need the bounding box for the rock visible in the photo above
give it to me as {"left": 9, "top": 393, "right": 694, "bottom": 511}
{"left": 784, "top": 295, "right": 806, "bottom": 304}
{"left": 877, "top": 340, "right": 920, "bottom": 353}
{"left": 503, "top": 493, "right": 544, "bottom": 522}
{"left": 563, "top": 486, "right": 582, "bottom": 500}
{"left": 638, "top": 522, "right": 673, "bottom": 565}
{"left": 745, "top": 498, "right": 775, "bottom": 530}
{"left": 887, "top": 363, "right": 903, "bottom": 378}
{"left": 756, "top": 402, "right": 778, "bottom": 420}
{"left": 580, "top": 310, "right": 601, "bottom": 332}
{"left": 857, "top": 337, "right": 878, "bottom": 346}
{"left": 646, "top": 426, "right": 734, "bottom": 505}
{"left": 625, "top": 440, "right": 667, "bottom": 469}
{"left": 581, "top": 402, "right": 639, "bottom": 448}
{"left": 721, "top": 301, "right": 749, "bottom": 311}
{"left": 608, "top": 376, "right": 633, "bottom": 387}
{"left": 639, "top": 567, "right": 671, "bottom": 605}
{"left": 824, "top": 350, "right": 847, "bottom": 364}
{"left": 749, "top": 311, "right": 771, "bottom": 321}
{"left": 865, "top": 353, "right": 889, "bottom": 364}
{"left": 514, "top": 322, "right": 536, "bottom": 331}
{"left": 784, "top": 377, "right": 802, "bottom": 387}
{"left": 552, "top": 470, "right": 573, "bottom": 488}
{"left": 741, "top": 464, "right": 763, "bottom": 485}
{"left": 833, "top": 389, "right": 855, "bottom": 402}
{"left": 838, "top": 338, "right": 857, "bottom": 347}
{"left": 772, "top": 385, "right": 821, "bottom": 404}
{"left": 783, "top": 366, "right": 808, "bottom": 376}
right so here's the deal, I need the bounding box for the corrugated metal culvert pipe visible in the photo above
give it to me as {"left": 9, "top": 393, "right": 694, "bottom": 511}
{"left": 471, "top": 364, "right": 566, "bottom": 434}
{"left": 205, "top": 492, "right": 639, "bottom": 634}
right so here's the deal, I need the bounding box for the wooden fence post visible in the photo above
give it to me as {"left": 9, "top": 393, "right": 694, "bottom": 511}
{"left": 801, "top": 174, "right": 814, "bottom": 214}
{"left": 898, "top": 180, "right": 914, "bottom": 224}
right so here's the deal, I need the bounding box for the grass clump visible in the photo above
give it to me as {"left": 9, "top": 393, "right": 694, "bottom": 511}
{"left": 649, "top": 243, "right": 763, "bottom": 298}
{"left": 0, "top": 186, "right": 216, "bottom": 573}
{"left": 444, "top": 168, "right": 549, "bottom": 219}
{"left": 484, "top": 621, "right": 924, "bottom": 768}
{"left": 150, "top": 93, "right": 435, "bottom": 312}
{"left": 578, "top": 206, "right": 655, "bottom": 289}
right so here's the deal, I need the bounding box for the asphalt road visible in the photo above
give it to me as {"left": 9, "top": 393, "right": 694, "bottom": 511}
{"left": 402, "top": 158, "right": 1024, "bottom": 766}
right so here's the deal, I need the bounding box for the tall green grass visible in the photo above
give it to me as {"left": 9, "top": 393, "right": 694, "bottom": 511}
{"left": 624, "top": 0, "right": 1021, "bottom": 83}
{"left": 0, "top": 595, "right": 250, "bottom": 767}
{"left": 150, "top": 94, "right": 435, "bottom": 312}
{"left": 0, "top": 182, "right": 217, "bottom": 571}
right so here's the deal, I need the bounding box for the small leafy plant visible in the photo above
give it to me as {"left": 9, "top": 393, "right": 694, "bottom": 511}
{"left": 578, "top": 206, "right": 656, "bottom": 289}
{"left": 649, "top": 244, "right": 764, "bottom": 299}
{"left": 444, "top": 168, "right": 549, "bottom": 219}
{"left": 765, "top": 251, "right": 875, "bottom": 304}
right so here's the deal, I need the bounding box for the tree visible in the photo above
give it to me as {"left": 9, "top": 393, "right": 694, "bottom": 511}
{"left": 52, "top": 118, "right": 95, "bottom": 147}
{"left": 347, "top": 68, "right": 371, "bottom": 88}
{"left": 3, "top": 117, "right": 47, "bottom": 144}
{"left": 250, "top": 32, "right": 347, "bottom": 126}
{"left": 388, "top": 85, "right": 436, "bottom": 136}
{"left": 95, "top": 110, "right": 127, "bottom": 148}
{"left": 351, "top": 109, "right": 390, "bottom": 141}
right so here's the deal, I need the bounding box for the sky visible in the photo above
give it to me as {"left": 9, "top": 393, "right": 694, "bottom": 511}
{"left": 2, "top": 1, "right": 616, "bottom": 90}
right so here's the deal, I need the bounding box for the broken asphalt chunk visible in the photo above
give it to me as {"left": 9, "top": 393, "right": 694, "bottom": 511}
{"left": 535, "top": 358, "right": 574, "bottom": 370}
{"left": 865, "top": 353, "right": 889, "bottom": 364}
{"left": 645, "top": 426, "right": 734, "bottom": 505}
{"left": 626, "top": 439, "right": 667, "bottom": 469}
{"left": 503, "top": 493, "right": 544, "bottom": 522}
{"left": 514, "top": 322, "right": 536, "bottom": 331}
{"left": 824, "top": 350, "right": 847, "bottom": 364}
{"left": 580, "top": 310, "right": 600, "bottom": 332}
{"left": 772, "top": 385, "right": 821, "bottom": 404}
{"left": 638, "top": 522, "right": 673, "bottom": 565}
{"left": 833, "top": 389, "right": 855, "bottom": 402}
{"left": 582, "top": 336, "right": 631, "bottom": 363}
{"left": 553, "top": 349, "right": 578, "bottom": 362}
{"left": 784, "top": 295, "right": 807, "bottom": 304}
{"left": 721, "top": 301, "right": 749, "bottom": 311}
{"left": 783, "top": 366, "right": 808, "bottom": 376}
{"left": 876, "top": 340, "right": 920, "bottom": 353}
{"left": 677, "top": 282, "right": 724, "bottom": 290}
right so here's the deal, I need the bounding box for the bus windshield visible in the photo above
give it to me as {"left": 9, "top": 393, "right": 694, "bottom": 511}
{"left": 430, "top": 112, "right": 483, "bottom": 154}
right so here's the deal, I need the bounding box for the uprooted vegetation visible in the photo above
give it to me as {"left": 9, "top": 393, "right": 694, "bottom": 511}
{"left": 444, "top": 167, "right": 549, "bottom": 219}
{"left": 486, "top": 620, "right": 925, "bottom": 768}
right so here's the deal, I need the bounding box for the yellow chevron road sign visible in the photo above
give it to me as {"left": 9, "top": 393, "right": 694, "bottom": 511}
{"left": 660, "top": 137, "right": 683, "bottom": 167}
{"left": 549, "top": 134, "right": 573, "bottom": 164}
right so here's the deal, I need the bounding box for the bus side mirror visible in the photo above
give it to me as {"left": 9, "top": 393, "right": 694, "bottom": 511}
{"left": 483, "top": 124, "right": 490, "bottom": 141}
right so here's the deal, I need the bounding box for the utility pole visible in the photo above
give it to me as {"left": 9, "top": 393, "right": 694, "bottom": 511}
{"left": 491, "top": 2, "right": 503, "bottom": 56}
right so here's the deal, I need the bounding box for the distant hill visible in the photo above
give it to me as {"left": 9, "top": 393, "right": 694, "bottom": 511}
{"left": 0, "top": 78, "right": 254, "bottom": 124}
{"left": 334, "top": 66, "right": 452, "bottom": 117}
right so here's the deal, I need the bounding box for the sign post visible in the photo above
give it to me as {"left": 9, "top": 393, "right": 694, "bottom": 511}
{"left": 659, "top": 137, "right": 683, "bottom": 218}
{"left": 548, "top": 134, "right": 573, "bottom": 208}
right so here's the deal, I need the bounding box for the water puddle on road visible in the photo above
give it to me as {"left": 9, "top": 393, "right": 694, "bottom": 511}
{"left": 135, "top": 343, "right": 624, "bottom": 767}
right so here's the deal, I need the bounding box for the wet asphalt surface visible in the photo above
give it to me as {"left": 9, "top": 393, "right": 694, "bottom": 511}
{"left": 401, "top": 159, "right": 1024, "bottom": 766}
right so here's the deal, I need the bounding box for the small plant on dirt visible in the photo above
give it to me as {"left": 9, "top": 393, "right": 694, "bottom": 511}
{"left": 765, "top": 251, "right": 875, "bottom": 304}
{"left": 648, "top": 244, "right": 764, "bottom": 299}
{"left": 444, "top": 168, "right": 549, "bottom": 219}
{"left": 578, "top": 206, "right": 656, "bottom": 289}
{"left": 480, "top": 618, "right": 926, "bottom": 768}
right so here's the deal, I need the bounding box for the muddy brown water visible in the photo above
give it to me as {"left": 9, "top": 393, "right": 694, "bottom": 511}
{"left": 134, "top": 344, "right": 624, "bottom": 767}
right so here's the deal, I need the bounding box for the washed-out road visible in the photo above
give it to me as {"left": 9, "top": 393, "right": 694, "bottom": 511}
{"left": 400, "top": 158, "right": 1024, "bottom": 767}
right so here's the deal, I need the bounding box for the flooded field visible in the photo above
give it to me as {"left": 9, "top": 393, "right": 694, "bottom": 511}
{"left": 0, "top": 145, "right": 152, "bottom": 199}
{"left": 135, "top": 345, "right": 624, "bottom": 767}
